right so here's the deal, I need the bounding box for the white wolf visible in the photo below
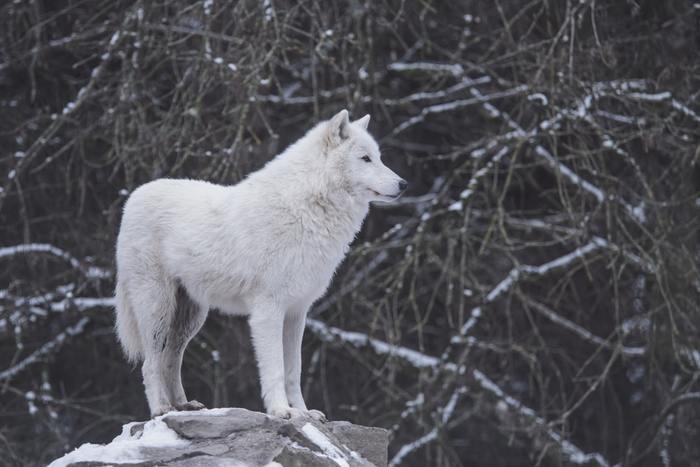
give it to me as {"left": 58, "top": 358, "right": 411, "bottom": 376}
{"left": 114, "top": 110, "right": 406, "bottom": 420}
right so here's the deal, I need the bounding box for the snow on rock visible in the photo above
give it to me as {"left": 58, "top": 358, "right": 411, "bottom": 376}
{"left": 302, "top": 423, "right": 351, "bottom": 467}
{"left": 48, "top": 407, "right": 389, "bottom": 466}
{"left": 49, "top": 418, "right": 188, "bottom": 467}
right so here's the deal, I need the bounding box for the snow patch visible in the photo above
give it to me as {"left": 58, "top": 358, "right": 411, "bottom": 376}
{"left": 447, "top": 201, "right": 462, "bottom": 211}
{"left": 628, "top": 91, "right": 670, "bottom": 102}
{"left": 262, "top": 0, "right": 273, "bottom": 22}
{"left": 301, "top": 423, "right": 349, "bottom": 467}
{"left": 527, "top": 93, "right": 548, "bottom": 105}
{"left": 165, "top": 407, "right": 235, "bottom": 417}
{"left": 203, "top": 0, "right": 213, "bottom": 15}
{"left": 48, "top": 418, "right": 188, "bottom": 467}
{"left": 631, "top": 202, "right": 646, "bottom": 224}
{"left": 388, "top": 61, "right": 464, "bottom": 77}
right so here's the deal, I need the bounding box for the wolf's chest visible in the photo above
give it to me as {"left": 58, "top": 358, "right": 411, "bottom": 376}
{"left": 287, "top": 233, "right": 349, "bottom": 274}
{"left": 270, "top": 229, "right": 351, "bottom": 297}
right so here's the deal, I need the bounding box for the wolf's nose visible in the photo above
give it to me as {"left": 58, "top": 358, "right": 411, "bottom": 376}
{"left": 398, "top": 179, "right": 408, "bottom": 191}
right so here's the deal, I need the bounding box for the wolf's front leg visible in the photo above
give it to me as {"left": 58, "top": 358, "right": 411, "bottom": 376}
{"left": 283, "top": 310, "right": 326, "bottom": 422}
{"left": 249, "top": 301, "right": 303, "bottom": 419}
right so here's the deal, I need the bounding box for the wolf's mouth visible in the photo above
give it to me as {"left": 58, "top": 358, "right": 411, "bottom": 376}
{"left": 369, "top": 189, "right": 400, "bottom": 199}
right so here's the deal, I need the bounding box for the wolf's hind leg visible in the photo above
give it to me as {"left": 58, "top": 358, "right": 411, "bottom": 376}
{"left": 162, "top": 286, "right": 209, "bottom": 411}
{"left": 142, "top": 355, "right": 173, "bottom": 416}
{"left": 130, "top": 275, "right": 178, "bottom": 417}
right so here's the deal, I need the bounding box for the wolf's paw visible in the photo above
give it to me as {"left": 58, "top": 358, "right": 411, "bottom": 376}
{"left": 176, "top": 400, "right": 206, "bottom": 411}
{"left": 268, "top": 405, "right": 305, "bottom": 420}
{"left": 306, "top": 409, "right": 327, "bottom": 423}
{"left": 151, "top": 405, "right": 176, "bottom": 418}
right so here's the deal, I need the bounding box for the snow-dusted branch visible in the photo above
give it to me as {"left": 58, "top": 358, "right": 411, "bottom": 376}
{"left": 387, "top": 62, "right": 466, "bottom": 76}
{"left": 253, "top": 75, "right": 493, "bottom": 108}
{"left": 391, "top": 85, "right": 529, "bottom": 136}
{"left": 382, "top": 76, "right": 491, "bottom": 106}
{"left": 533, "top": 146, "right": 604, "bottom": 202}
{"left": 448, "top": 146, "right": 510, "bottom": 212}
{"left": 0, "top": 243, "right": 111, "bottom": 279}
{"left": 469, "top": 87, "right": 643, "bottom": 222}
{"left": 626, "top": 91, "right": 700, "bottom": 124}
{"left": 519, "top": 296, "right": 645, "bottom": 357}
{"left": 0, "top": 8, "right": 135, "bottom": 208}
{"left": 389, "top": 387, "right": 466, "bottom": 467}
{"left": 0, "top": 243, "right": 78, "bottom": 263}
{"left": 306, "top": 318, "right": 447, "bottom": 370}
{"left": 306, "top": 318, "right": 613, "bottom": 467}
{"left": 0, "top": 317, "right": 89, "bottom": 382}
{"left": 503, "top": 217, "right": 656, "bottom": 274}
{"left": 472, "top": 370, "right": 613, "bottom": 467}
{"left": 669, "top": 99, "right": 700, "bottom": 124}
{"left": 49, "top": 297, "right": 115, "bottom": 312}
{"left": 252, "top": 86, "right": 349, "bottom": 105}
{"left": 455, "top": 240, "right": 606, "bottom": 339}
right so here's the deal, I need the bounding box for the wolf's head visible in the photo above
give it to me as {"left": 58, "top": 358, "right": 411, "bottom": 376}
{"left": 323, "top": 109, "right": 407, "bottom": 203}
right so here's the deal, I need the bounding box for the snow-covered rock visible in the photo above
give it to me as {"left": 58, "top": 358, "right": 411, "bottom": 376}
{"left": 49, "top": 407, "right": 389, "bottom": 466}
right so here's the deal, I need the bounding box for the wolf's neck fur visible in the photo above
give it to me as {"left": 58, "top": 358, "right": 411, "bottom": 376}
{"left": 243, "top": 123, "right": 369, "bottom": 242}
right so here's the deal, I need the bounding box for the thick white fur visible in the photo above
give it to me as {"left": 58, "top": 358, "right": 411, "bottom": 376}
{"left": 114, "top": 110, "right": 405, "bottom": 419}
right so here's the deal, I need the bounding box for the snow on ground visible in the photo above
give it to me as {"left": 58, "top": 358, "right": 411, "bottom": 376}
{"left": 48, "top": 416, "right": 188, "bottom": 467}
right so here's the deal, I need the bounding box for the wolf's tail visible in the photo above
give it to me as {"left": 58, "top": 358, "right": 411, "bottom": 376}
{"left": 114, "top": 278, "right": 144, "bottom": 363}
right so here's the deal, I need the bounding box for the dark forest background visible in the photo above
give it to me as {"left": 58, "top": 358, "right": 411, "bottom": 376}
{"left": 1, "top": 1, "right": 700, "bottom": 466}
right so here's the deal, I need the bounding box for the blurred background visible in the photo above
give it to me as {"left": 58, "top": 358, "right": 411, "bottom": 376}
{"left": 1, "top": 1, "right": 699, "bottom": 465}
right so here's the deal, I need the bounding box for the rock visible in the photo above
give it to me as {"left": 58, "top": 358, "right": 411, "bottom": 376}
{"left": 49, "top": 408, "right": 389, "bottom": 467}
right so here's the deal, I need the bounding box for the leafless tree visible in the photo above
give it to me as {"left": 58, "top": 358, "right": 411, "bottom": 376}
{"left": 1, "top": 1, "right": 698, "bottom": 465}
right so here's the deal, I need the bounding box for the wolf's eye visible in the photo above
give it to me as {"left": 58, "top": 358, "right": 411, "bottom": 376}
{"left": 361, "top": 155, "right": 371, "bottom": 163}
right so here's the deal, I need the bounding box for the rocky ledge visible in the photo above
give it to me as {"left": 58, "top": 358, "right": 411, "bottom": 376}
{"left": 49, "top": 407, "right": 389, "bottom": 467}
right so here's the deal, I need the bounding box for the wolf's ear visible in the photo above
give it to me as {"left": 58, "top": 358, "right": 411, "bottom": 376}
{"left": 327, "top": 109, "right": 350, "bottom": 147}
{"left": 353, "top": 114, "right": 370, "bottom": 130}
